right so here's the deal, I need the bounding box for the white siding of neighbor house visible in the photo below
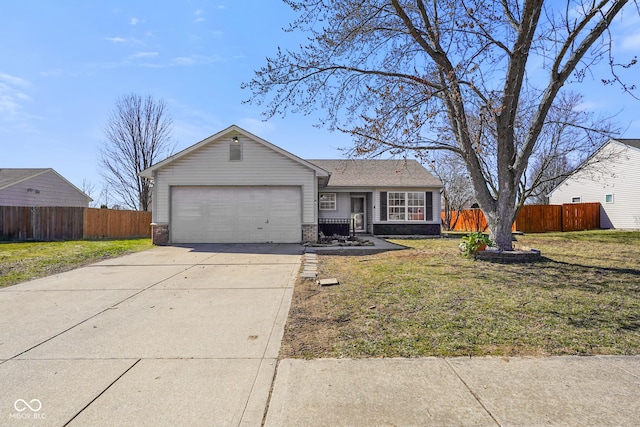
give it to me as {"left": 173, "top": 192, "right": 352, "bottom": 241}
{"left": 549, "top": 142, "right": 640, "bottom": 229}
{"left": 153, "top": 134, "right": 318, "bottom": 224}
{"left": 373, "top": 188, "right": 442, "bottom": 223}
{"left": 0, "top": 171, "right": 89, "bottom": 207}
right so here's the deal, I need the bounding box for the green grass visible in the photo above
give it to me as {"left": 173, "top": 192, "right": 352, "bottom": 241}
{"left": 0, "top": 239, "right": 153, "bottom": 288}
{"left": 282, "top": 230, "right": 640, "bottom": 358}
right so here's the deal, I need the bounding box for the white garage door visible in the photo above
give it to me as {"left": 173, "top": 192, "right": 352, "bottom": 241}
{"left": 171, "top": 186, "right": 302, "bottom": 243}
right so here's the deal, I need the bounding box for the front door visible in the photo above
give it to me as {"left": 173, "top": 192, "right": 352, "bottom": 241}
{"left": 350, "top": 196, "right": 366, "bottom": 232}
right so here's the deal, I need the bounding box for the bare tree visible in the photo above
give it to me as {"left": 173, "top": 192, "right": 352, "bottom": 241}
{"left": 428, "top": 153, "right": 474, "bottom": 230}
{"left": 81, "top": 178, "right": 97, "bottom": 207}
{"left": 521, "top": 92, "right": 616, "bottom": 205}
{"left": 245, "top": 0, "right": 638, "bottom": 250}
{"left": 100, "top": 94, "right": 174, "bottom": 211}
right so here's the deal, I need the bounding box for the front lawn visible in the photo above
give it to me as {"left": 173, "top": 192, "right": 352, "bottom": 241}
{"left": 0, "top": 239, "right": 153, "bottom": 288}
{"left": 282, "top": 230, "right": 640, "bottom": 358}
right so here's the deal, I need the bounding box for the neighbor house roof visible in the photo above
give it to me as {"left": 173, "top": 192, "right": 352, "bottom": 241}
{"left": 613, "top": 138, "right": 640, "bottom": 150}
{"left": 0, "top": 168, "right": 52, "bottom": 191}
{"left": 308, "top": 159, "right": 442, "bottom": 188}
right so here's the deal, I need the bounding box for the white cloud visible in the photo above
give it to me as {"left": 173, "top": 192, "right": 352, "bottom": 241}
{"left": 172, "top": 57, "right": 195, "bottom": 66}
{"left": 0, "top": 72, "right": 30, "bottom": 87}
{"left": 195, "top": 9, "right": 206, "bottom": 23}
{"left": 575, "top": 100, "right": 598, "bottom": 112}
{"left": 170, "top": 55, "right": 223, "bottom": 66}
{"left": 130, "top": 51, "right": 159, "bottom": 59}
{"left": 238, "top": 118, "right": 276, "bottom": 136}
{"left": 105, "top": 36, "right": 127, "bottom": 43}
{"left": 620, "top": 32, "right": 640, "bottom": 51}
{"left": 0, "top": 72, "right": 35, "bottom": 126}
{"left": 129, "top": 17, "right": 141, "bottom": 25}
{"left": 40, "top": 68, "right": 63, "bottom": 77}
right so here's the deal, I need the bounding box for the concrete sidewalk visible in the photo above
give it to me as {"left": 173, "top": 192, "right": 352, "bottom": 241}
{"left": 0, "top": 244, "right": 301, "bottom": 426}
{"left": 265, "top": 356, "right": 640, "bottom": 426}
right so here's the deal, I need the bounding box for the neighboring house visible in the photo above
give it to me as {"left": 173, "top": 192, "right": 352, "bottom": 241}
{"left": 0, "top": 168, "right": 91, "bottom": 208}
{"left": 139, "top": 125, "right": 443, "bottom": 244}
{"left": 548, "top": 138, "right": 640, "bottom": 229}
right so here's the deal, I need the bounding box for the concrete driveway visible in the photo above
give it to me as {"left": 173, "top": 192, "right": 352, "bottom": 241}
{"left": 0, "top": 244, "right": 302, "bottom": 426}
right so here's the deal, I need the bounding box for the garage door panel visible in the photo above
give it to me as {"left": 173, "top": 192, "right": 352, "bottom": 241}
{"left": 171, "top": 187, "right": 301, "bottom": 243}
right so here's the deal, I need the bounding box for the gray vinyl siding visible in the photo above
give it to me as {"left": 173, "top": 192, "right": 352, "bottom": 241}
{"left": 549, "top": 142, "right": 640, "bottom": 229}
{"left": 0, "top": 172, "right": 89, "bottom": 207}
{"left": 153, "top": 135, "right": 317, "bottom": 224}
{"left": 318, "top": 192, "right": 351, "bottom": 219}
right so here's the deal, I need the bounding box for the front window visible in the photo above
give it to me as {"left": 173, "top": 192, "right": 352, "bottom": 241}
{"left": 571, "top": 196, "right": 581, "bottom": 203}
{"left": 319, "top": 193, "right": 336, "bottom": 210}
{"left": 408, "top": 192, "right": 425, "bottom": 220}
{"left": 388, "top": 192, "right": 405, "bottom": 220}
{"left": 388, "top": 192, "right": 425, "bottom": 221}
{"left": 605, "top": 194, "right": 614, "bottom": 204}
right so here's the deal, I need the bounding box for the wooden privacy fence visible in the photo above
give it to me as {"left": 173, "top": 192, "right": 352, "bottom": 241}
{"left": 83, "top": 208, "right": 152, "bottom": 239}
{"left": 561, "top": 202, "right": 601, "bottom": 232}
{"left": 445, "top": 209, "right": 490, "bottom": 233}
{"left": 443, "top": 202, "right": 601, "bottom": 233}
{"left": 0, "top": 206, "right": 152, "bottom": 241}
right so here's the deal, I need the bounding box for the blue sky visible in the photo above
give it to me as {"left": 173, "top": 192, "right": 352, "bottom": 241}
{"left": 1, "top": 1, "right": 639, "bottom": 206}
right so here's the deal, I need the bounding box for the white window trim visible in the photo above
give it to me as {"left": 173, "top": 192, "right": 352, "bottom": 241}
{"left": 571, "top": 196, "right": 581, "bottom": 203}
{"left": 605, "top": 194, "right": 614, "bottom": 204}
{"left": 387, "top": 191, "right": 425, "bottom": 222}
{"left": 319, "top": 193, "right": 337, "bottom": 210}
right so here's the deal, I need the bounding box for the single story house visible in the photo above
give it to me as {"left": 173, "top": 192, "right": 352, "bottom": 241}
{"left": 0, "top": 168, "right": 91, "bottom": 207}
{"left": 548, "top": 138, "right": 640, "bottom": 229}
{"left": 139, "top": 125, "right": 443, "bottom": 244}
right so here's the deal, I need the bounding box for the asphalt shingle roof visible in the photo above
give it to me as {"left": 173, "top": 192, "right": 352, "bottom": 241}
{"left": 307, "top": 159, "right": 442, "bottom": 188}
{"left": 0, "top": 168, "right": 50, "bottom": 191}
{"left": 613, "top": 139, "right": 640, "bottom": 150}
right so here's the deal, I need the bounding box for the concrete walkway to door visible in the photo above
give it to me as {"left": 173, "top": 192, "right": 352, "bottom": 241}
{"left": 0, "top": 244, "right": 302, "bottom": 426}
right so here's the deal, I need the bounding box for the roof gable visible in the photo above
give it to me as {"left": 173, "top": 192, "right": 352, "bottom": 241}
{"left": 547, "top": 137, "right": 639, "bottom": 197}
{"left": 140, "top": 125, "right": 329, "bottom": 178}
{"left": 308, "top": 159, "right": 442, "bottom": 188}
{"left": 0, "top": 168, "right": 92, "bottom": 201}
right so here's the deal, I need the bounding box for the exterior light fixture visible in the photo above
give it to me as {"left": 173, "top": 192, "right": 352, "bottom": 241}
{"left": 232, "top": 136, "right": 239, "bottom": 143}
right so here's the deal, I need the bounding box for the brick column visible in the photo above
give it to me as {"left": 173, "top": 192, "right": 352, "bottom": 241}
{"left": 151, "top": 223, "right": 169, "bottom": 245}
{"left": 302, "top": 223, "right": 318, "bottom": 243}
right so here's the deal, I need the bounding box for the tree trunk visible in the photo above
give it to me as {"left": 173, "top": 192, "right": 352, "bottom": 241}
{"left": 485, "top": 192, "right": 517, "bottom": 251}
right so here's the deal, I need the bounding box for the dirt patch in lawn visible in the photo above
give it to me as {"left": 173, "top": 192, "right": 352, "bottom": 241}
{"left": 280, "top": 278, "right": 341, "bottom": 358}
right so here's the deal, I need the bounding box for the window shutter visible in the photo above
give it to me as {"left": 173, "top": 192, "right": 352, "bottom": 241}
{"left": 425, "top": 192, "right": 433, "bottom": 221}
{"left": 380, "top": 192, "right": 387, "bottom": 221}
